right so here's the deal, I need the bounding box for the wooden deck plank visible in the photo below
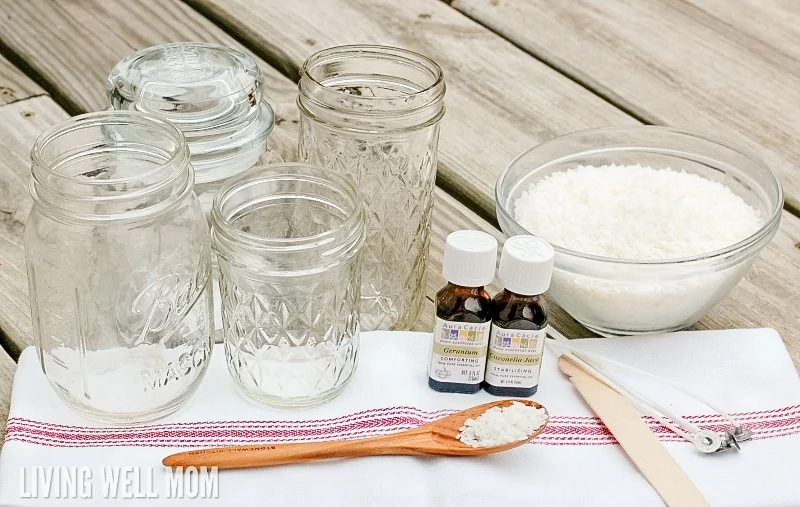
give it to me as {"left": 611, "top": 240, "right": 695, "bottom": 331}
{"left": 0, "top": 0, "right": 299, "bottom": 162}
{"left": 701, "top": 214, "right": 800, "bottom": 366}
{"left": 0, "top": 0, "right": 593, "bottom": 344}
{"left": 184, "top": 0, "right": 800, "bottom": 368}
{"left": 0, "top": 59, "right": 50, "bottom": 348}
{"left": 0, "top": 98, "right": 69, "bottom": 358}
{"left": 187, "top": 0, "right": 638, "bottom": 218}
{"left": 685, "top": 0, "right": 800, "bottom": 57}
{"left": 0, "top": 0, "right": 798, "bottom": 373}
{"left": 0, "top": 348, "right": 16, "bottom": 444}
{"left": 0, "top": 54, "right": 45, "bottom": 106}
{"left": 450, "top": 0, "right": 800, "bottom": 212}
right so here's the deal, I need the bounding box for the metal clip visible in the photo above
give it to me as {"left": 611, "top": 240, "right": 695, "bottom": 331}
{"left": 546, "top": 328, "right": 755, "bottom": 456}
{"left": 728, "top": 425, "right": 753, "bottom": 442}
{"left": 693, "top": 426, "right": 752, "bottom": 453}
{"left": 693, "top": 430, "right": 724, "bottom": 453}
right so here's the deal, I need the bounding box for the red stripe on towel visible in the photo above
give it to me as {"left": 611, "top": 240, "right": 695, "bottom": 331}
{"left": 5, "top": 405, "right": 800, "bottom": 448}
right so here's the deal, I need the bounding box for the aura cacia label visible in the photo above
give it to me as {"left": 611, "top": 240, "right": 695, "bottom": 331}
{"left": 429, "top": 317, "right": 491, "bottom": 384}
{"left": 484, "top": 325, "right": 546, "bottom": 388}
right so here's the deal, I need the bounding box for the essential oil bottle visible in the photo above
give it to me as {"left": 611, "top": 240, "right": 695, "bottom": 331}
{"left": 428, "top": 230, "right": 497, "bottom": 394}
{"left": 484, "top": 235, "right": 554, "bottom": 397}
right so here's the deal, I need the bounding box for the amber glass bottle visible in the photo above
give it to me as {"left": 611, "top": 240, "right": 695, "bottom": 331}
{"left": 428, "top": 230, "right": 497, "bottom": 394}
{"left": 484, "top": 236, "right": 554, "bottom": 397}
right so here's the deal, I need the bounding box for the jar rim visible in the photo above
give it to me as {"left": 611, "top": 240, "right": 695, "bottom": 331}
{"left": 298, "top": 44, "right": 445, "bottom": 116}
{"left": 210, "top": 163, "right": 365, "bottom": 253}
{"left": 30, "top": 110, "right": 194, "bottom": 222}
{"left": 31, "top": 110, "right": 190, "bottom": 187}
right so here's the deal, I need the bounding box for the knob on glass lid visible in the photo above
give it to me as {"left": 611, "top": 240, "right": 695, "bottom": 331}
{"left": 107, "top": 43, "right": 262, "bottom": 122}
{"left": 107, "top": 42, "right": 276, "bottom": 185}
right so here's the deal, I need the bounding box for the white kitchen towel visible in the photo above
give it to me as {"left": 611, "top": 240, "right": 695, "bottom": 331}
{"left": 0, "top": 329, "right": 799, "bottom": 506}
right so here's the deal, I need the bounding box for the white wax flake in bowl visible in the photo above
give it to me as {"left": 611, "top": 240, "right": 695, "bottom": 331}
{"left": 513, "top": 164, "right": 763, "bottom": 260}
{"left": 510, "top": 163, "right": 767, "bottom": 334}
{"left": 457, "top": 401, "right": 548, "bottom": 448}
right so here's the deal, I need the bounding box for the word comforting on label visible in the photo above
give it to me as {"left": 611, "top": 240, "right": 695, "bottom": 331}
{"left": 429, "top": 318, "right": 491, "bottom": 384}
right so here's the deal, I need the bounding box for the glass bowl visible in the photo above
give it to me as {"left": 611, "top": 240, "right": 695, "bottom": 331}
{"left": 495, "top": 126, "right": 784, "bottom": 337}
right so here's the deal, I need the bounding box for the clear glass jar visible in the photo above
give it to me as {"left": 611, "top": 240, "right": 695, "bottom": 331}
{"left": 211, "top": 163, "right": 365, "bottom": 408}
{"left": 297, "top": 45, "right": 446, "bottom": 331}
{"left": 26, "top": 111, "right": 214, "bottom": 424}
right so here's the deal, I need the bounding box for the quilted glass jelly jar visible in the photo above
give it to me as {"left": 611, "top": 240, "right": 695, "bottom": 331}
{"left": 210, "top": 164, "right": 366, "bottom": 408}
{"left": 298, "top": 45, "right": 446, "bottom": 331}
{"left": 25, "top": 111, "right": 214, "bottom": 424}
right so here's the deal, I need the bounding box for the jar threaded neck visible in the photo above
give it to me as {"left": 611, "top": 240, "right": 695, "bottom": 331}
{"left": 298, "top": 45, "right": 446, "bottom": 133}
{"left": 210, "top": 163, "right": 366, "bottom": 278}
{"left": 30, "top": 111, "right": 193, "bottom": 222}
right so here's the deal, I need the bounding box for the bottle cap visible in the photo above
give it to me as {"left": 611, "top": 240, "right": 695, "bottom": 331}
{"left": 498, "top": 235, "right": 554, "bottom": 296}
{"left": 442, "top": 230, "right": 498, "bottom": 287}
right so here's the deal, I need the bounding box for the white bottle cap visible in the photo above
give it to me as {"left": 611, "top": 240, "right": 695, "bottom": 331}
{"left": 442, "top": 230, "right": 498, "bottom": 287}
{"left": 498, "top": 235, "right": 555, "bottom": 296}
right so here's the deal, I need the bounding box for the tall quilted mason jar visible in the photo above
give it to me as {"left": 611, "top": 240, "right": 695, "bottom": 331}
{"left": 211, "top": 164, "right": 365, "bottom": 408}
{"left": 25, "top": 111, "right": 214, "bottom": 424}
{"left": 298, "top": 45, "right": 446, "bottom": 331}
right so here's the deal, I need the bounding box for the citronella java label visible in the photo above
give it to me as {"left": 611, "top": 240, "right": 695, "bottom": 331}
{"left": 429, "top": 317, "right": 491, "bottom": 384}
{"left": 484, "top": 326, "right": 546, "bottom": 389}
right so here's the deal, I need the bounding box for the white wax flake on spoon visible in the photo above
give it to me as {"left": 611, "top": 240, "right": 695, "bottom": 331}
{"left": 457, "top": 401, "right": 548, "bottom": 448}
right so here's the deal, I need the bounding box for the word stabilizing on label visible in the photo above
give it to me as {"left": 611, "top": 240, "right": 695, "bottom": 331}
{"left": 485, "top": 327, "right": 546, "bottom": 390}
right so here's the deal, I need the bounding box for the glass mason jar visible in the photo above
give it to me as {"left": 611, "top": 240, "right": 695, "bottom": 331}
{"left": 25, "top": 111, "right": 214, "bottom": 424}
{"left": 297, "top": 45, "right": 446, "bottom": 331}
{"left": 211, "top": 163, "right": 365, "bottom": 408}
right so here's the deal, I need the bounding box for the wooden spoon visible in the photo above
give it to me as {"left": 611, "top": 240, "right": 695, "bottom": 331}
{"left": 162, "top": 399, "right": 548, "bottom": 470}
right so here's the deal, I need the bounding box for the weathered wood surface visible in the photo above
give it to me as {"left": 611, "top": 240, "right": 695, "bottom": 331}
{"left": 188, "top": 0, "right": 637, "bottom": 218}
{"left": 0, "top": 53, "right": 64, "bottom": 358}
{"left": 450, "top": 0, "right": 800, "bottom": 212}
{"left": 0, "top": 0, "right": 795, "bottom": 461}
{"left": 0, "top": 0, "right": 798, "bottom": 369}
{"left": 0, "top": 1, "right": 588, "bottom": 362}
{"left": 0, "top": 98, "right": 69, "bottom": 359}
{"left": 700, "top": 213, "right": 800, "bottom": 365}
{"left": 0, "top": 55, "right": 39, "bottom": 447}
{"left": 686, "top": 0, "right": 800, "bottom": 54}
{"left": 0, "top": 349, "right": 16, "bottom": 443}
{"left": 187, "top": 0, "right": 800, "bottom": 367}
{"left": 0, "top": 54, "right": 44, "bottom": 106}
{"left": 0, "top": 0, "right": 299, "bottom": 161}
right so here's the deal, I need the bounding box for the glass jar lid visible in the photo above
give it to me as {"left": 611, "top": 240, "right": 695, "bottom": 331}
{"left": 108, "top": 43, "right": 261, "bottom": 114}
{"left": 107, "top": 42, "right": 275, "bottom": 184}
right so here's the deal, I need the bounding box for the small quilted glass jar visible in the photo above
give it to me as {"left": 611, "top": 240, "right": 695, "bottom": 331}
{"left": 210, "top": 163, "right": 366, "bottom": 408}
{"left": 298, "top": 45, "right": 446, "bottom": 332}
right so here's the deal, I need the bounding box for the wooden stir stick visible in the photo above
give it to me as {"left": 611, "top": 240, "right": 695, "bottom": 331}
{"left": 162, "top": 399, "right": 548, "bottom": 470}
{"left": 558, "top": 355, "right": 710, "bottom": 507}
